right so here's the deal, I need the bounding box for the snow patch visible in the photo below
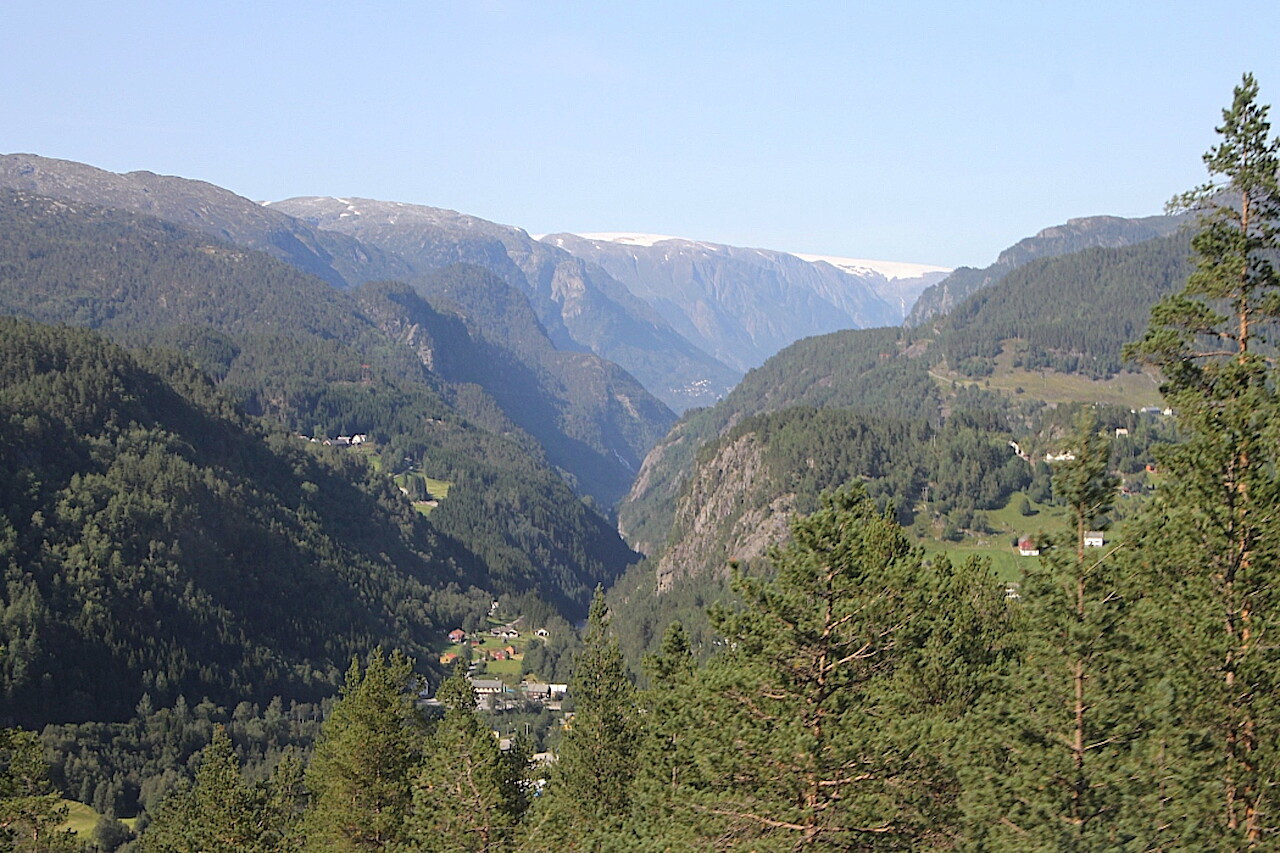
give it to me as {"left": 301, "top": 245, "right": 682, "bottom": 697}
{"left": 794, "top": 253, "right": 951, "bottom": 281}
{"left": 576, "top": 232, "right": 687, "bottom": 247}
{"left": 544, "top": 232, "right": 952, "bottom": 280}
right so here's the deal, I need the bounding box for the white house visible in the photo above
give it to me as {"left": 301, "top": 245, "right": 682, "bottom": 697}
{"left": 1084, "top": 531, "right": 1105, "bottom": 548}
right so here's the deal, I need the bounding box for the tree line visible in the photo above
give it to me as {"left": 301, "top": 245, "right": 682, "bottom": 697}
{"left": 7, "top": 73, "right": 1280, "bottom": 851}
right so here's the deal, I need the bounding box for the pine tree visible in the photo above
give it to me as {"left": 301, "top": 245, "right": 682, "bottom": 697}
{"left": 526, "top": 588, "right": 640, "bottom": 849}
{"left": 975, "top": 414, "right": 1143, "bottom": 849}
{"left": 406, "top": 665, "right": 529, "bottom": 852}
{"left": 642, "top": 489, "right": 1002, "bottom": 850}
{"left": 302, "top": 649, "right": 422, "bottom": 852}
{"left": 0, "top": 728, "right": 76, "bottom": 853}
{"left": 139, "top": 726, "right": 281, "bottom": 853}
{"left": 1127, "top": 72, "right": 1280, "bottom": 847}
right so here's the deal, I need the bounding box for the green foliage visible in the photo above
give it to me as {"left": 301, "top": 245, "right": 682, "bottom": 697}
{"left": 942, "top": 234, "right": 1191, "bottom": 379}
{"left": 407, "top": 666, "right": 530, "bottom": 852}
{"left": 1123, "top": 74, "right": 1280, "bottom": 846}
{"left": 0, "top": 189, "right": 641, "bottom": 630}
{"left": 40, "top": 693, "right": 326, "bottom": 822}
{"left": 0, "top": 317, "right": 486, "bottom": 726}
{"left": 628, "top": 489, "right": 1010, "bottom": 849}
{"left": 138, "top": 726, "right": 301, "bottom": 853}
{"left": 302, "top": 650, "right": 422, "bottom": 852}
{"left": 529, "top": 590, "right": 641, "bottom": 847}
{"left": 969, "top": 415, "right": 1141, "bottom": 848}
{"left": 0, "top": 728, "right": 77, "bottom": 852}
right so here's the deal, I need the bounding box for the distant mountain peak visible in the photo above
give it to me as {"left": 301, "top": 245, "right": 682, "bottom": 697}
{"left": 567, "top": 232, "right": 687, "bottom": 247}
{"left": 792, "top": 253, "right": 951, "bottom": 282}
{"left": 546, "top": 232, "right": 953, "bottom": 282}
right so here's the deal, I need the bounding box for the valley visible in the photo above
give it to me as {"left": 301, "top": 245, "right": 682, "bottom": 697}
{"left": 2, "top": 77, "right": 1277, "bottom": 849}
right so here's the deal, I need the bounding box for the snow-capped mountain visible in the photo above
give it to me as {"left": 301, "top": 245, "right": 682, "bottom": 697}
{"left": 541, "top": 232, "right": 950, "bottom": 373}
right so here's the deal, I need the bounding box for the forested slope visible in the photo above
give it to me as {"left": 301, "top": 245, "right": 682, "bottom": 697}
{"left": 0, "top": 189, "right": 669, "bottom": 510}
{"left": 620, "top": 229, "right": 1190, "bottom": 559}
{"left": 906, "top": 211, "right": 1184, "bottom": 324}
{"left": 612, "top": 226, "right": 1191, "bottom": 663}
{"left": 0, "top": 190, "right": 640, "bottom": 638}
{"left": 0, "top": 318, "right": 484, "bottom": 727}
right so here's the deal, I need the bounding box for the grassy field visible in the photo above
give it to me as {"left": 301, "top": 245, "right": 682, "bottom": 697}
{"left": 58, "top": 799, "right": 140, "bottom": 838}
{"left": 424, "top": 477, "right": 452, "bottom": 499}
{"left": 395, "top": 473, "right": 453, "bottom": 516}
{"left": 914, "top": 491, "right": 1069, "bottom": 584}
{"left": 930, "top": 343, "right": 1164, "bottom": 409}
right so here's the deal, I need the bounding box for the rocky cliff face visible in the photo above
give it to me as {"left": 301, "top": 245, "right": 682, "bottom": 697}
{"left": 653, "top": 430, "right": 795, "bottom": 594}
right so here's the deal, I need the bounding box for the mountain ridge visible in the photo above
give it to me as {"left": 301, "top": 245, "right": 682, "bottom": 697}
{"left": 906, "top": 212, "right": 1185, "bottom": 325}
{"left": 269, "top": 196, "right": 741, "bottom": 412}
{"left": 540, "top": 231, "right": 947, "bottom": 373}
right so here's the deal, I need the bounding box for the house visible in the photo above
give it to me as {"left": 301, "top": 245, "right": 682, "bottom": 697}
{"left": 469, "top": 679, "right": 505, "bottom": 696}
{"left": 448, "top": 628, "right": 466, "bottom": 644}
{"left": 1084, "top": 531, "right": 1105, "bottom": 548}
{"left": 490, "top": 650, "right": 507, "bottom": 661}
{"left": 522, "top": 682, "right": 552, "bottom": 703}
{"left": 1115, "top": 427, "right": 1129, "bottom": 437}
{"left": 1018, "top": 537, "right": 1040, "bottom": 557}
{"left": 468, "top": 678, "right": 509, "bottom": 710}
{"left": 535, "top": 628, "right": 550, "bottom": 638}
{"left": 504, "top": 645, "right": 517, "bottom": 657}
{"left": 439, "top": 651, "right": 459, "bottom": 665}
{"left": 1045, "top": 451, "right": 1076, "bottom": 463}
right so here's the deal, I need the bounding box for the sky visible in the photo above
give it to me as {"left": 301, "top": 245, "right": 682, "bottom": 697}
{"left": 5, "top": 1, "right": 1280, "bottom": 269}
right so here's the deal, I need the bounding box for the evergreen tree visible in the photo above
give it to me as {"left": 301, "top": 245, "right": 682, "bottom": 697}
{"left": 527, "top": 588, "right": 640, "bottom": 849}
{"left": 621, "top": 622, "right": 701, "bottom": 850}
{"left": 0, "top": 728, "right": 76, "bottom": 853}
{"left": 642, "top": 489, "right": 1002, "bottom": 850}
{"left": 1128, "top": 72, "right": 1280, "bottom": 846}
{"left": 139, "top": 726, "right": 298, "bottom": 853}
{"left": 302, "top": 649, "right": 422, "bottom": 852}
{"left": 974, "top": 414, "right": 1142, "bottom": 849}
{"left": 406, "top": 665, "right": 529, "bottom": 852}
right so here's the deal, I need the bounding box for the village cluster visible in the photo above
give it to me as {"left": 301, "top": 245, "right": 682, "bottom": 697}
{"left": 437, "top": 625, "right": 568, "bottom": 712}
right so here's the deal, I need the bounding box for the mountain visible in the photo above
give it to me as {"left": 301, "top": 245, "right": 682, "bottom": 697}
{"left": 0, "top": 189, "right": 640, "bottom": 628}
{"left": 540, "top": 232, "right": 949, "bottom": 372}
{"left": 905, "top": 213, "right": 1185, "bottom": 325}
{"left": 618, "top": 229, "right": 1191, "bottom": 567}
{"left": 0, "top": 153, "right": 413, "bottom": 289}
{"left": 0, "top": 161, "right": 676, "bottom": 506}
{"left": 267, "top": 197, "right": 741, "bottom": 411}
{"left": 355, "top": 266, "right": 674, "bottom": 505}
{"left": 0, "top": 317, "right": 481, "bottom": 727}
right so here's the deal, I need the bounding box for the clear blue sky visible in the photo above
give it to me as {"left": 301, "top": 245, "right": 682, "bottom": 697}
{"left": 5, "top": 1, "right": 1280, "bottom": 268}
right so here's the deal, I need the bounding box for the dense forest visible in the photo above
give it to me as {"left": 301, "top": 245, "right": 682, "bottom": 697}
{"left": 616, "top": 225, "right": 1187, "bottom": 570}
{"left": 0, "top": 190, "right": 644, "bottom": 621}
{"left": 6, "top": 76, "right": 1280, "bottom": 851}
{"left": 0, "top": 318, "right": 496, "bottom": 726}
